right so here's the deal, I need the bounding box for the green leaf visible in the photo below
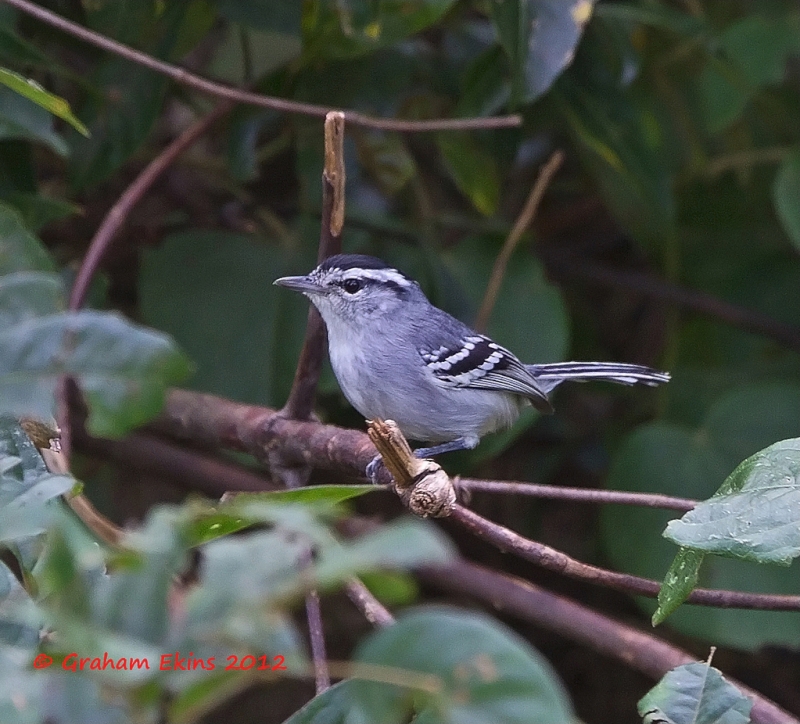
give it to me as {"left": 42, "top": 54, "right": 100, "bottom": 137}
{"left": 0, "top": 67, "right": 88, "bottom": 137}
{"left": 182, "top": 526, "right": 308, "bottom": 659}
{"left": 0, "top": 310, "right": 192, "bottom": 437}
{"left": 554, "top": 72, "right": 676, "bottom": 247}
{"left": 354, "top": 131, "right": 416, "bottom": 197}
{"left": 718, "top": 14, "right": 800, "bottom": 88}
{"left": 0, "top": 646, "right": 42, "bottom": 723}
{"left": 140, "top": 230, "right": 309, "bottom": 407}
{"left": 523, "top": 0, "right": 596, "bottom": 102}
{"left": 302, "top": 0, "right": 457, "bottom": 60}
{"left": 2, "top": 193, "right": 80, "bottom": 233}
{"left": 211, "top": 25, "right": 301, "bottom": 86}
{"left": 0, "top": 271, "right": 64, "bottom": 329}
{"left": 0, "top": 418, "right": 73, "bottom": 544}
{"left": 282, "top": 679, "right": 362, "bottom": 724}
{"left": 697, "top": 60, "right": 753, "bottom": 134}
{"left": 638, "top": 661, "right": 752, "bottom": 724}
{"left": 358, "top": 570, "right": 419, "bottom": 606}
{"left": 69, "top": 60, "right": 168, "bottom": 189}
{"left": 0, "top": 560, "right": 42, "bottom": 648}
{"left": 351, "top": 607, "right": 575, "bottom": 724}
{"left": 773, "top": 149, "right": 800, "bottom": 252}
{"left": 653, "top": 548, "right": 705, "bottom": 626}
{"left": 488, "top": 0, "right": 532, "bottom": 105}
{"left": 234, "top": 485, "right": 376, "bottom": 507}
{"left": 456, "top": 45, "right": 511, "bottom": 118}
{"left": 664, "top": 438, "right": 800, "bottom": 565}
{"left": 594, "top": 3, "right": 707, "bottom": 36}
{"left": 216, "top": 0, "right": 302, "bottom": 34}
{"left": 490, "top": 0, "right": 596, "bottom": 104}
{"left": 0, "top": 202, "right": 55, "bottom": 274}
{"left": 698, "top": 14, "right": 800, "bottom": 132}
{"left": 226, "top": 108, "right": 279, "bottom": 182}
{"left": 313, "top": 518, "right": 455, "bottom": 589}
{"left": 40, "top": 671, "right": 131, "bottom": 723}
{"left": 93, "top": 507, "right": 191, "bottom": 644}
{"left": 437, "top": 132, "right": 500, "bottom": 216}
{"left": 602, "top": 384, "right": 800, "bottom": 648}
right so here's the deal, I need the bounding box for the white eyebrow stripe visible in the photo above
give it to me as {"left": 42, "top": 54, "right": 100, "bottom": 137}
{"left": 342, "top": 268, "right": 412, "bottom": 286}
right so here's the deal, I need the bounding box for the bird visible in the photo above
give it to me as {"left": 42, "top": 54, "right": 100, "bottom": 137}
{"left": 274, "top": 253, "right": 670, "bottom": 476}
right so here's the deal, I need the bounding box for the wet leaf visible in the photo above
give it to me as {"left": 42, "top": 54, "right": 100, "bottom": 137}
{"left": 638, "top": 661, "right": 751, "bottom": 724}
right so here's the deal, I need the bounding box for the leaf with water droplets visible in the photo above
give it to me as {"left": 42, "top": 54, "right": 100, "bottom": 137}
{"left": 664, "top": 438, "right": 800, "bottom": 565}
{"left": 653, "top": 548, "right": 705, "bottom": 626}
{"left": 638, "top": 660, "right": 751, "bottom": 724}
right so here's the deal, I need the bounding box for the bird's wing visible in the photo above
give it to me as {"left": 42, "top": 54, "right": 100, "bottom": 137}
{"left": 420, "top": 334, "right": 553, "bottom": 413}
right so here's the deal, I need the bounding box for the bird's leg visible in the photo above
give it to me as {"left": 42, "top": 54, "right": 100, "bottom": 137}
{"left": 413, "top": 438, "right": 471, "bottom": 458}
{"left": 366, "top": 438, "right": 472, "bottom": 484}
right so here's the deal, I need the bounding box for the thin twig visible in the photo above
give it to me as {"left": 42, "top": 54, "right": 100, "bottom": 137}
{"left": 68, "top": 102, "right": 232, "bottom": 310}
{"left": 545, "top": 252, "right": 800, "bottom": 354}
{"left": 37, "top": 443, "right": 123, "bottom": 546}
{"left": 475, "top": 151, "right": 564, "bottom": 332}
{"left": 450, "top": 505, "right": 800, "bottom": 610}
{"left": 303, "top": 550, "right": 330, "bottom": 693}
{"left": 2, "top": 0, "right": 521, "bottom": 133}
{"left": 458, "top": 479, "right": 696, "bottom": 512}
{"left": 421, "top": 560, "right": 798, "bottom": 724}
{"left": 152, "top": 389, "right": 800, "bottom": 612}
{"left": 282, "top": 113, "right": 345, "bottom": 420}
{"left": 344, "top": 579, "right": 395, "bottom": 627}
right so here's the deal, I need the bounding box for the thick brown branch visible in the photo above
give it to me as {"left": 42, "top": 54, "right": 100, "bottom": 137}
{"left": 75, "top": 430, "right": 277, "bottom": 494}
{"left": 421, "top": 560, "right": 798, "bottom": 724}
{"left": 3, "top": 0, "right": 521, "bottom": 133}
{"left": 152, "top": 390, "right": 800, "bottom": 612}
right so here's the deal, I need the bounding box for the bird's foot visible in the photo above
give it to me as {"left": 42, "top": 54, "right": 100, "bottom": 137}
{"left": 366, "top": 454, "right": 385, "bottom": 485}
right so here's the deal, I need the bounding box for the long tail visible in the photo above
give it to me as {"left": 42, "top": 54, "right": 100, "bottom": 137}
{"left": 527, "top": 362, "right": 670, "bottom": 395}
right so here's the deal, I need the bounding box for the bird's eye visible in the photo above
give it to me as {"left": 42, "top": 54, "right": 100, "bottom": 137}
{"left": 342, "top": 278, "right": 363, "bottom": 294}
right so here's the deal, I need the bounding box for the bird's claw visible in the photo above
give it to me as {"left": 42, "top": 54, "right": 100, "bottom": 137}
{"left": 366, "top": 454, "right": 385, "bottom": 485}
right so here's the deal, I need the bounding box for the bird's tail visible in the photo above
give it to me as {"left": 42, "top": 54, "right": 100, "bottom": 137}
{"left": 527, "top": 362, "right": 670, "bottom": 395}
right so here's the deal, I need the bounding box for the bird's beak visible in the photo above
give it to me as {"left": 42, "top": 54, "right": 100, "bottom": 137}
{"left": 273, "top": 275, "right": 322, "bottom": 294}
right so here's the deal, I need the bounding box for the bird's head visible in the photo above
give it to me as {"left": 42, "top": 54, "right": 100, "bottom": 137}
{"left": 274, "top": 254, "right": 422, "bottom": 328}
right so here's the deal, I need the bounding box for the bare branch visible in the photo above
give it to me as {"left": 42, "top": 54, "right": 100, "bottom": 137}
{"left": 458, "top": 479, "right": 696, "bottom": 512}
{"left": 151, "top": 390, "right": 800, "bottom": 612}
{"left": 344, "top": 579, "right": 395, "bottom": 627}
{"left": 281, "top": 113, "right": 345, "bottom": 421}
{"left": 422, "top": 560, "right": 798, "bottom": 724}
{"left": 450, "top": 504, "right": 800, "bottom": 611}
{"left": 3, "top": 0, "right": 521, "bottom": 133}
{"left": 475, "top": 151, "right": 564, "bottom": 332}
{"left": 75, "top": 430, "right": 277, "bottom": 495}
{"left": 303, "top": 551, "right": 330, "bottom": 693}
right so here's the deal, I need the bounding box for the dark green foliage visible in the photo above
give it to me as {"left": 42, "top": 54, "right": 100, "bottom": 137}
{"left": 1, "top": 0, "right": 800, "bottom": 720}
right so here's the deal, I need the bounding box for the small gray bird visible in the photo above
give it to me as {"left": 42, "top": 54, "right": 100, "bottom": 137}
{"left": 275, "top": 254, "right": 669, "bottom": 471}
